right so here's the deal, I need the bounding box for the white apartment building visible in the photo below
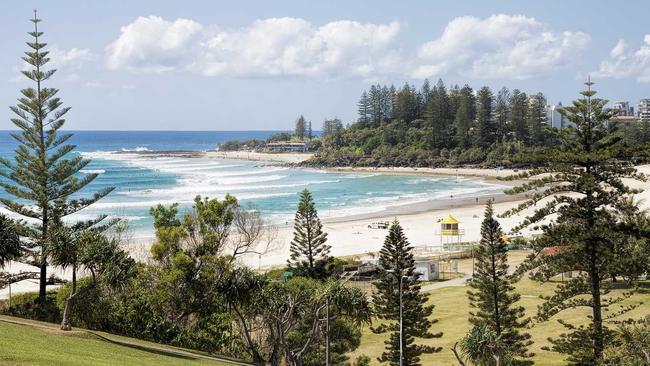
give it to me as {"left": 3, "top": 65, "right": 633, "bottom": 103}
{"left": 638, "top": 99, "right": 650, "bottom": 122}
{"left": 546, "top": 103, "right": 575, "bottom": 129}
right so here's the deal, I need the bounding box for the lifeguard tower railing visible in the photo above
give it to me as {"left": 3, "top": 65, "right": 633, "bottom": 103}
{"left": 442, "top": 240, "right": 475, "bottom": 252}
{"left": 440, "top": 228, "right": 465, "bottom": 236}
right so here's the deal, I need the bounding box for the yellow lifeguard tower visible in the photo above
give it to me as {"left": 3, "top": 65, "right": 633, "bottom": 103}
{"left": 440, "top": 214, "right": 463, "bottom": 248}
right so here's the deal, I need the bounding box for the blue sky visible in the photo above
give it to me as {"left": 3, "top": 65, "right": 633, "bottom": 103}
{"left": 2, "top": 0, "right": 650, "bottom": 130}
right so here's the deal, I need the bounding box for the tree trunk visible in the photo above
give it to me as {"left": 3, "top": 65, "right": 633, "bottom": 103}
{"left": 39, "top": 259, "right": 47, "bottom": 299}
{"left": 232, "top": 305, "right": 264, "bottom": 363}
{"left": 589, "top": 262, "right": 604, "bottom": 360}
{"left": 60, "top": 296, "right": 73, "bottom": 331}
{"left": 60, "top": 267, "right": 76, "bottom": 331}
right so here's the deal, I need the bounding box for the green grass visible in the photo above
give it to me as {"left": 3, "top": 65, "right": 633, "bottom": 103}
{"left": 352, "top": 262, "right": 650, "bottom": 365}
{"left": 0, "top": 317, "right": 238, "bottom": 366}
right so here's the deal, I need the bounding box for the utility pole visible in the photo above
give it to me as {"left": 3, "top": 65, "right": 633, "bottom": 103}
{"left": 386, "top": 268, "right": 405, "bottom": 366}
{"left": 325, "top": 296, "right": 330, "bottom": 366}
{"left": 399, "top": 274, "right": 404, "bottom": 366}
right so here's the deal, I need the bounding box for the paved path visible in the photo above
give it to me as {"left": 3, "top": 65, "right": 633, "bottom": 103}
{"left": 421, "top": 273, "right": 471, "bottom": 292}
{"left": 421, "top": 253, "right": 524, "bottom": 292}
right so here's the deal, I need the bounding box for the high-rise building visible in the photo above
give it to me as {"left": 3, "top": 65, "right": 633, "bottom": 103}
{"left": 638, "top": 99, "right": 650, "bottom": 122}
{"left": 613, "top": 101, "right": 634, "bottom": 116}
{"left": 546, "top": 103, "right": 574, "bottom": 129}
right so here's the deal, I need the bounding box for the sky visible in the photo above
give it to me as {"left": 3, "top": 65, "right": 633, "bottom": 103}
{"left": 2, "top": 0, "right": 650, "bottom": 130}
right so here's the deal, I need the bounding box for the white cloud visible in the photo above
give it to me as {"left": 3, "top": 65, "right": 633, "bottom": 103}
{"left": 48, "top": 47, "right": 93, "bottom": 81}
{"left": 48, "top": 47, "right": 93, "bottom": 69}
{"left": 610, "top": 39, "right": 627, "bottom": 58}
{"left": 105, "top": 16, "right": 401, "bottom": 78}
{"left": 10, "top": 46, "right": 93, "bottom": 82}
{"left": 593, "top": 35, "right": 650, "bottom": 83}
{"left": 106, "top": 16, "right": 203, "bottom": 73}
{"left": 412, "top": 14, "right": 590, "bottom": 80}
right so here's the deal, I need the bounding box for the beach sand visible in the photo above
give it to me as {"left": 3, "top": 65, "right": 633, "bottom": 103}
{"left": 239, "top": 163, "right": 650, "bottom": 269}
{"left": 4, "top": 160, "right": 650, "bottom": 298}
{"left": 241, "top": 189, "right": 539, "bottom": 269}
{"left": 206, "top": 150, "right": 314, "bottom": 164}
{"left": 325, "top": 166, "right": 525, "bottom": 181}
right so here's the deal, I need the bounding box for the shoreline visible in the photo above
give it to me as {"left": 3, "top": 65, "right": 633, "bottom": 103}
{"left": 206, "top": 150, "right": 314, "bottom": 164}
{"left": 322, "top": 166, "right": 525, "bottom": 184}
{"left": 199, "top": 151, "right": 536, "bottom": 268}
{"left": 106, "top": 150, "right": 533, "bottom": 269}
{"left": 13, "top": 156, "right": 649, "bottom": 296}
{"left": 0, "top": 151, "right": 547, "bottom": 297}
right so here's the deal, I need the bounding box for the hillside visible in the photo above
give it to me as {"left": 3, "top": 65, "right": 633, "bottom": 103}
{"left": 0, "top": 316, "right": 247, "bottom": 366}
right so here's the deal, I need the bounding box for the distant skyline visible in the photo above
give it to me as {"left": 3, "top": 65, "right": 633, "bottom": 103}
{"left": 2, "top": 0, "right": 650, "bottom": 130}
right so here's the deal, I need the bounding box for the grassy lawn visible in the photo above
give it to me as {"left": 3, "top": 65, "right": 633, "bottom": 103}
{"left": 351, "top": 252, "right": 650, "bottom": 365}
{"left": 0, "top": 317, "right": 238, "bottom": 366}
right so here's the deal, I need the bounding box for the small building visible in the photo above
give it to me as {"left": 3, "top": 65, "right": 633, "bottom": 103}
{"left": 265, "top": 141, "right": 309, "bottom": 152}
{"left": 414, "top": 259, "right": 440, "bottom": 281}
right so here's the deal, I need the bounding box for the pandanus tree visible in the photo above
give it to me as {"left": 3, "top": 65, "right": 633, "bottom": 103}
{"left": 0, "top": 214, "right": 38, "bottom": 302}
{"left": 0, "top": 11, "right": 114, "bottom": 300}
{"left": 0, "top": 214, "right": 22, "bottom": 267}
{"left": 48, "top": 221, "right": 135, "bottom": 330}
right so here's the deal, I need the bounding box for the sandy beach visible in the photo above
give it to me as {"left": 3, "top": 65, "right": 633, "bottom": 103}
{"left": 237, "top": 161, "right": 650, "bottom": 269}
{"left": 325, "top": 166, "right": 525, "bottom": 181}
{"left": 206, "top": 150, "right": 314, "bottom": 164}
{"left": 4, "top": 156, "right": 650, "bottom": 298}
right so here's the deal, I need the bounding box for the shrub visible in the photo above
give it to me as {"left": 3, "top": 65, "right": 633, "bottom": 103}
{"left": 2, "top": 291, "right": 61, "bottom": 322}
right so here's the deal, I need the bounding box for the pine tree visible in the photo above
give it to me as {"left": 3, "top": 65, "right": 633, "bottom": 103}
{"left": 474, "top": 86, "right": 495, "bottom": 147}
{"left": 467, "top": 201, "right": 532, "bottom": 361}
{"left": 418, "top": 78, "right": 432, "bottom": 117}
{"left": 424, "top": 79, "right": 452, "bottom": 149}
{"left": 381, "top": 85, "right": 393, "bottom": 124}
{"left": 295, "top": 115, "right": 306, "bottom": 140}
{"left": 508, "top": 90, "right": 528, "bottom": 143}
{"left": 357, "top": 91, "right": 371, "bottom": 127}
{"left": 287, "top": 189, "right": 331, "bottom": 279}
{"left": 495, "top": 87, "right": 511, "bottom": 138}
{"left": 527, "top": 93, "right": 548, "bottom": 146}
{"left": 501, "top": 80, "right": 647, "bottom": 364}
{"left": 372, "top": 220, "right": 442, "bottom": 366}
{"left": 454, "top": 85, "right": 476, "bottom": 148}
{"left": 420, "top": 79, "right": 432, "bottom": 106}
{"left": 0, "top": 12, "right": 114, "bottom": 299}
{"left": 369, "top": 85, "right": 383, "bottom": 127}
{"left": 393, "top": 83, "right": 418, "bottom": 123}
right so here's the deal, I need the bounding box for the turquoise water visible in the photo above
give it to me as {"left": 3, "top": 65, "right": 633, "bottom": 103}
{"left": 0, "top": 131, "right": 503, "bottom": 238}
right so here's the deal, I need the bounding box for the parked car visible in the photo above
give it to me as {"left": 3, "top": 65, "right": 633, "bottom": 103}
{"left": 368, "top": 221, "right": 389, "bottom": 229}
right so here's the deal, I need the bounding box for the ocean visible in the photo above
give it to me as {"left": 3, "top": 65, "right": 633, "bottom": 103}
{"left": 0, "top": 131, "right": 504, "bottom": 238}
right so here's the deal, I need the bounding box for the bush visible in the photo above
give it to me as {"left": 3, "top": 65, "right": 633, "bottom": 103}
{"left": 506, "top": 236, "right": 530, "bottom": 250}
{"left": 1, "top": 291, "right": 61, "bottom": 322}
{"left": 55, "top": 278, "right": 113, "bottom": 329}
